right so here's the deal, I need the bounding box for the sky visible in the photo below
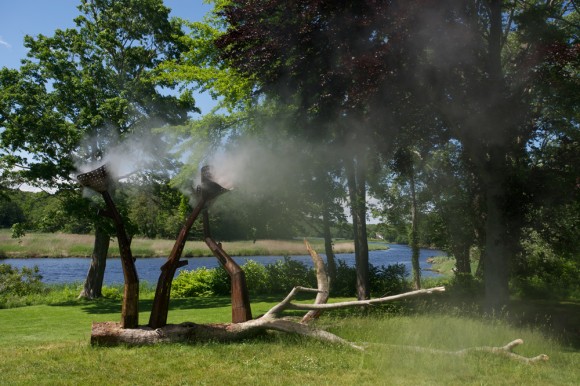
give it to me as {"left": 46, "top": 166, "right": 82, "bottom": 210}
{"left": 0, "top": 0, "right": 215, "bottom": 112}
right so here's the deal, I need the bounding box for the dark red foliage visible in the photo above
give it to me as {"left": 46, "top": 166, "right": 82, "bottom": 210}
{"left": 216, "top": 0, "right": 414, "bottom": 119}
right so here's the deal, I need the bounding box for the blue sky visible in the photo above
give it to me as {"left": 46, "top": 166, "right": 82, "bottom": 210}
{"left": 0, "top": 0, "right": 215, "bottom": 112}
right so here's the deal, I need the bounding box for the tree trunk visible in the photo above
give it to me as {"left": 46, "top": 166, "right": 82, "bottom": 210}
{"left": 482, "top": 0, "right": 510, "bottom": 310}
{"left": 322, "top": 197, "right": 337, "bottom": 287}
{"left": 483, "top": 174, "right": 510, "bottom": 310}
{"left": 452, "top": 243, "right": 471, "bottom": 275}
{"left": 409, "top": 164, "right": 421, "bottom": 289}
{"left": 79, "top": 225, "right": 109, "bottom": 299}
{"left": 346, "top": 156, "right": 370, "bottom": 300}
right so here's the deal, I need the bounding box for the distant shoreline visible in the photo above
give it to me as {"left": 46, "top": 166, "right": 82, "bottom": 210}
{"left": 0, "top": 230, "right": 388, "bottom": 259}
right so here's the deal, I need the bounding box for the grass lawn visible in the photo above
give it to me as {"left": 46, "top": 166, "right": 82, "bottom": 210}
{"left": 0, "top": 294, "right": 579, "bottom": 385}
{"left": 0, "top": 229, "right": 386, "bottom": 258}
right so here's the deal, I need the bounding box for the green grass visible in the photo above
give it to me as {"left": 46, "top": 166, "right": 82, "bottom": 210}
{"left": 0, "top": 229, "right": 386, "bottom": 258}
{"left": 0, "top": 291, "right": 578, "bottom": 385}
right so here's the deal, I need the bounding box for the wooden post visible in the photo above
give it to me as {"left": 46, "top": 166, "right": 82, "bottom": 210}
{"left": 101, "top": 191, "right": 139, "bottom": 329}
{"left": 204, "top": 236, "right": 252, "bottom": 323}
{"left": 149, "top": 199, "right": 205, "bottom": 329}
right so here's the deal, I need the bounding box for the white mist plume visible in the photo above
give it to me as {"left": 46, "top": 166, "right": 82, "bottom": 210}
{"left": 74, "top": 129, "right": 169, "bottom": 183}
{"left": 206, "top": 138, "right": 307, "bottom": 198}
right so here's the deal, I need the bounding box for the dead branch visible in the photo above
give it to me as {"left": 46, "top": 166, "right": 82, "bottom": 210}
{"left": 266, "top": 286, "right": 446, "bottom": 315}
{"left": 374, "top": 339, "right": 549, "bottom": 364}
{"left": 301, "top": 239, "right": 330, "bottom": 323}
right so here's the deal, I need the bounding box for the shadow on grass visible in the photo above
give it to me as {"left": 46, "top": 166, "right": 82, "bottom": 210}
{"left": 52, "top": 294, "right": 290, "bottom": 316}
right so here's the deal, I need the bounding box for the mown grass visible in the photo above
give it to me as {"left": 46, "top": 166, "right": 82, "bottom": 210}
{"left": 0, "top": 229, "right": 383, "bottom": 258}
{"left": 0, "top": 284, "right": 579, "bottom": 385}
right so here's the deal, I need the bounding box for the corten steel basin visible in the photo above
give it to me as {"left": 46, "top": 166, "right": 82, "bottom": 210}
{"left": 77, "top": 165, "right": 111, "bottom": 193}
{"left": 200, "top": 165, "right": 229, "bottom": 201}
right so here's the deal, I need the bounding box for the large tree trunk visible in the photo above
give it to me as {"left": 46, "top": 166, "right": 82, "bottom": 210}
{"left": 482, "top": 172, "right": 510, "bottom": 310}
{"left": 481, "top": 0, "right": 511, "bottom": 310}
{"left": 79, "top": 225, "right": 109, "bottom": 299}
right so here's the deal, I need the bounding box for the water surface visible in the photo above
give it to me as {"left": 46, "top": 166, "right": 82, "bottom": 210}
{"left": 3, "top": 243, "right": 445, "bottom": 284}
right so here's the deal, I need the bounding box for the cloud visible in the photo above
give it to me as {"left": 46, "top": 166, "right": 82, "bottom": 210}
{"left": 0, "top": 36, "right": 12, "bottom": 48}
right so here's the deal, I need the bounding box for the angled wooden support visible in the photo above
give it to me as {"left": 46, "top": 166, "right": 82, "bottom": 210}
{"left": 148, "top": 199, "right": 206, "bottom": 329}
{"left": 204, "top": 236, "right": 253, "bottom": 323}
{"left": 100, "top": 191, "right": 139, "bottom": 329}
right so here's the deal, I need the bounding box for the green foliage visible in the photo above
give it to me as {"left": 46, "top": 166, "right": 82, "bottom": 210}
{"left": 172, "top": 267, "right": 215, "bottom": 297}
{"left": 10, "top": 223, "right": 26, "bottom": 239}
{"left": 331, "top": 260, "right": 410, "bottom": 297}
{"left": 100, "top": 286, "right": 123, "bottom": 300}
{"left": 171, "top": 258, "right": 316, "bottom": 297}
{"left": 172, "top": 257, "right": 411, "bottom": 299}
{"left": 513, "top": 257, "right": 580, "bottom": 301}
{"left": 263, "top": 257, "right": 317, "bottom": 294}
{"left": 240, "top": 259, "right": 269, "bottom": 295}
{"left": 0, "top": 264, "right": 44, "bottom": 308}
{"left": 511, "top": 231, "right": 580, "bottom": 300}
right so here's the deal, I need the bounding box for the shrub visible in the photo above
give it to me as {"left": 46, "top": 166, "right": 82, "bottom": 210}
{"left": 171, "top": 258, "right": 412, "bottom": 299}
{"left": 331, "top": 260, "right": 357, "bottom": 297}
{"left": 331, "top": 260, "right": 410, "bottom": 297}
{"left": 101, "top": 286, "right": 123, "bottom": 300}
{"left": 0, "top": 264, "right": 45, "bottom": 308}
{"left": 172, "top": 267, "right": 214, "bottom": 297}
{"left": 371, "top": 263, "right": 411, "bottom": 297}
{"left": 264, "top": 257, "right": 316, "bottom": 294}
{"left": 512, "top": 258, "right": 580, "bottom": 300}
{"left": 241, "top": 260, "right": 269, "bottom": 295}
{"left": 0, "top": 264, "right": 43, "bottom": 297}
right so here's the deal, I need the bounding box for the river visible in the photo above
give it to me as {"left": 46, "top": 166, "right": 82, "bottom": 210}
{"left": 2, "top": 243, "right": 445, "bottom": 285}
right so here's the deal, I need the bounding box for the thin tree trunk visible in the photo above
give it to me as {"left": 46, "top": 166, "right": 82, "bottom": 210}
{"left": 322, "top": 197, "right": 337, "bottom": 287}
{"left": 79, "top": 225, "right": 109, "bottom": 299}
{"left": 346, "top": 156, "right": 370, "bottom": 300}
{"left": 409, "top": 165, "right": 421, "bottom": 289}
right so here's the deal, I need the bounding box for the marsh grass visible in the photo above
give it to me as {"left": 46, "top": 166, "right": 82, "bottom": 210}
{"left": 0, "top": 229, "right": 373, "bottom": 258}
{"left": 0, "top": 294, "right": 578, "bottom": 385}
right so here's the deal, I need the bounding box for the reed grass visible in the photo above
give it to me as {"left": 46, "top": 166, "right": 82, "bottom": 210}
{"left": 0, "top": 229, "right": 380, "bottom": 258}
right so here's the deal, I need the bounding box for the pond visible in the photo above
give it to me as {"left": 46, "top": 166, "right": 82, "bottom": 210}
{"left": 3, "top": 243, "right": 446, "bottom": 285}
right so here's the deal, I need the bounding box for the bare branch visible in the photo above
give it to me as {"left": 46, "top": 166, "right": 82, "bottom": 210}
{"left": 301, "top": 239, "right": 330, "bottom": 323}
{"left": 279, "top": 287, "right": 446, "bottom": 312}
{"left": 375, "top": 339, "right": 549, "bottom": 364}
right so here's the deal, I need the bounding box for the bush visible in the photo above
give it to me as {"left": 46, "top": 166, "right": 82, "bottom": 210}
{"left": 241, "top": 260, "right": 269, "bottom": 295}
{"left": 171, "top": 258, "right": 412, "bottom": 299}
{"left": 371, "top": 263, "right": 411, "bottom": 297}
{"left": 264, "top": 257, "right": 316, "bottom": 294}
{"left": 512, "top": 258, "right": 580, "bottom": 300}
{"left": 331, "top": 260, "right": 357, "bottom": 297}
{"left": 172, "top": 267, "right": 214, "bottom": 297}
{"left": 331, "top": 260, "right": 410, "bottom": 297}
{"left": 0, "top": 264, "right": 45, "bottom": 308}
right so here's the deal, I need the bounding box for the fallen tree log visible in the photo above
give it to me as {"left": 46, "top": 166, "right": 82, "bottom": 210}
{"left": 90, "top": 285, "right": 445, "bottom": 348}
